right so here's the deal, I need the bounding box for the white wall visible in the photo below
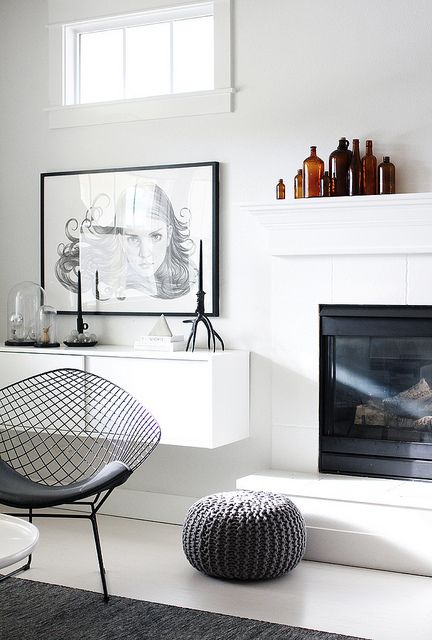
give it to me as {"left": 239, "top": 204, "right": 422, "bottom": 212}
{"left": 1, "top": 0, "right": 432, "bottom": 517}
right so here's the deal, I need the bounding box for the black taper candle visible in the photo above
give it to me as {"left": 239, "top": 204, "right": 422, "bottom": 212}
{"left": 77, "top": 270, "right": 86, "bottom": 334}
{"left": 77, "top": 270, "right": 82, "bottom": 315}
{"left": 199, "top": 239, "right": 203, "bottom": 291}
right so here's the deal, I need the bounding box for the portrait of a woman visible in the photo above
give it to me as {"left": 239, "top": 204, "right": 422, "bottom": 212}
{"left": 56, "top": 181, "right": 197, "bottom": 304}
{"left": 116, "top": 181, "right": 196, "bottom": 299}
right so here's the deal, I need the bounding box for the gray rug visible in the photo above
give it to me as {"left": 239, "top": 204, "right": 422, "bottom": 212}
{"left": 0, "top": 578, "right": 368, "bottom": 640}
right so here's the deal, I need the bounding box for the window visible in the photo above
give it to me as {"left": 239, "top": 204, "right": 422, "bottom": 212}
{"left": 47, "top": 0, "right": 233, "bottom": 128}
{"left": 66, "top": 4, "right": 214, "bottom": 105}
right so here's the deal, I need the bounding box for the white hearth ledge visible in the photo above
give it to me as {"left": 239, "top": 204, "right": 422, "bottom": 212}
{"left": 240, "top": 192, "right": 432, "bottom": 256}
{"left": 237, "top": 469, "right": 432, "bottom": 509}
{"left": 237, "top": 470, "right": 432, "bottom": 576}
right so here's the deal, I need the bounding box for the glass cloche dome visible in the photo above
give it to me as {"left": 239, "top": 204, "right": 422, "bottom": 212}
{"left": 5, "top": 282, "right": 45, "bottom": 346}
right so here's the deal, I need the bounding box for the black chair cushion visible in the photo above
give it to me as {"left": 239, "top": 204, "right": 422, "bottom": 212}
{"left": 0, "top": 459, "right": 132, "bottom": 509}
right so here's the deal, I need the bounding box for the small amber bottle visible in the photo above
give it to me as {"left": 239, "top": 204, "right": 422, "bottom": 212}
{"left": 378, "top": 157, "right": 395, "bottom": 194}
{"left": 276, "top": 179, "right": 286, "bottom": 200}
{"left": 348, "top": 138, "right": 362, "bottom": 196}
{"left": 362, "top": 139, "right": 377, "bottom": 195}
{"left": 294, "top": 169, "right": 303, "bottom": 198}
{"left": 331, "top": 172, "right": 337, "bottom": 196}
{"left": 303, "top": 146, "right": 324, "bottom": 198}
{"left": 320, "top": 171, "right": 331, "bottom": 197}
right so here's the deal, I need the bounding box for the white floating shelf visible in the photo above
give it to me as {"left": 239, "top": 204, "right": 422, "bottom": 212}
{"left": 0, "top": 346, "right": 250, "bottom": 449}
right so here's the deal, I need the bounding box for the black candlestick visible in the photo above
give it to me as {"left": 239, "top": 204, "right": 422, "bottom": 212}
{"left": 76, "top": 270, "right": 88, "bottom": 334}
{"left": 64, "top": 270, "right": 97, "bottom": 347}
{"left": 183, "top": 240, "right": 224, "bottom": 352}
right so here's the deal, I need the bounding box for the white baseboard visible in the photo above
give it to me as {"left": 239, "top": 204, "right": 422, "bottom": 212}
{"left": 101, "top": 488, "right": 197, "bottom": 524}
{"left": 62, "top": 488, "right": 197, "bottom": 525}
{"left": 0, "top": 489, "right": 196, "bottom": 525}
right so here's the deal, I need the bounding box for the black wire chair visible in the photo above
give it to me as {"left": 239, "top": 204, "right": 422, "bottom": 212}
{"left": 0, "top": 368, "right": 161, "bottom": 601}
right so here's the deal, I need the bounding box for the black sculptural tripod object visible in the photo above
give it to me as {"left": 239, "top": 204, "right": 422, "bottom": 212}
{"left": 183, "top": 240, "right": 224, "bottom": 352}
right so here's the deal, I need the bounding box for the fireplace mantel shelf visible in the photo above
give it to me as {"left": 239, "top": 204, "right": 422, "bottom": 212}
{"left": 240, "top": 192, "right": 432, "bottom": 256}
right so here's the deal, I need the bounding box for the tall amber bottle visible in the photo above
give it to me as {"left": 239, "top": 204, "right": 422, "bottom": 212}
{"left": 362, "top": 139, "right": 377, "bottom": 195}
{"left": 328, "top": 137, "right": 352, "bottom": 196}
{"left": 303, "top": 146, "right": 324, "bottom": 198}
{"left": 294, "top": 169, "right": 303, "bottom": 198}
{"left": 348, "top": 138, "right": 362, "bottom": 196}
{"left": 378, "top": 157, "right": 395, "bottom": 194}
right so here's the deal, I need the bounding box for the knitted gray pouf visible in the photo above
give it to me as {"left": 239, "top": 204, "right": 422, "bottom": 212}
{"left": 182, "top": 490, "right": 306, "bottom": 580}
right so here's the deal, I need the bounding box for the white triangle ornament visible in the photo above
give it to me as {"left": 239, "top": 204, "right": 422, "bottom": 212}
{"left": 148, "top": 314, "right": 173, "bottom": 337}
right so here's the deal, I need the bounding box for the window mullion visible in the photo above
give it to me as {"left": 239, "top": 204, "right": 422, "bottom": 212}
{"left": 76, "top": 32, "right": 81, "bottom": 104}
{"left": 169, "top": 21, "right": 174, "bottom": 94}
{"left": 123, "top": 27, "right": 127, "bottom": 99}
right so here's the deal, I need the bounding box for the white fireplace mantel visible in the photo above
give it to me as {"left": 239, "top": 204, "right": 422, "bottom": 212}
{"left": 241, "top": 192, "right": 432, "bottom": 256}
{"left": 239, "top": 191, "right": 432, "bottom": 577}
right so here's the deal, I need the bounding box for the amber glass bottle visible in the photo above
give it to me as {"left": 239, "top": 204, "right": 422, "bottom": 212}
{"left": 378, "top": 157, "right": 395, "bottom": 194}
{"left": 320, "top": 171, "right": 331, "bottom": 197}
{"left": 329, "top": 137, "right": 352, "bottom": 196}
{"left": 276, "top": 178, "right": 286, "bottom": 200}
{"left": 303, "top": 146, "right": 324, "bottom": 198}
{"left": 348, "top": 138, "right": 362, "bottom": 196}
{"left": 362, "top": 140, "right": 377, "bottom": 195}
{"left": 294, "top": 169, "right": 303, "bottom": 198}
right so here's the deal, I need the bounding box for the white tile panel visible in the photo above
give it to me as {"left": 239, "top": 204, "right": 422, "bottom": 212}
{"left": 407, "top": 254, "right": 432, "bottom": 304}
{"left": 271, "top": 425, "right": 318, "bottom": 473}
{"left": 272, "top": 256, "right": 331, "bottom": 428}
{"left": 332, "top": 255, "right": 407, "bottom": 305}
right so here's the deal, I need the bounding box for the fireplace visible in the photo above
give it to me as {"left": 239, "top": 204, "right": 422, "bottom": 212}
{"left": 319, "top": 305, "right": 432, "bottom": 481}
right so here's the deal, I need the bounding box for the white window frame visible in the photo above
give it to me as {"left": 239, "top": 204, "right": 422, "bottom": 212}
{"left": 47, "top": 0, "right": 233, "bottom": 129}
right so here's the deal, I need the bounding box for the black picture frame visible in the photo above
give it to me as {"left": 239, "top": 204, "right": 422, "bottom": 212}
{"left": 41, "top": 162, "right": 219, "bottom": 316}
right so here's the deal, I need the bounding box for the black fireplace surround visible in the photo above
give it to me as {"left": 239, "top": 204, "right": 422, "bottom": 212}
{"left": 319, "top": 305, "right": 432, "bottom": 481}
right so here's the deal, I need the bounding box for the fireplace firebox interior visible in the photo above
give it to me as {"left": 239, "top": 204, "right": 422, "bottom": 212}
{"left": 319, "top": 305, "right": 432, "bottom": 481}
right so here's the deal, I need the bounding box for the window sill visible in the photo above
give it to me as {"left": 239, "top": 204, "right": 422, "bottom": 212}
{"left": 46, "top": 87, "right": 234, "bottom": 129}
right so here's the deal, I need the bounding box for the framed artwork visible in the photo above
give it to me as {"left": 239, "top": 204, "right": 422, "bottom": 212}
{"left": 41, "top": 162, "right": 219, "bottom": 316}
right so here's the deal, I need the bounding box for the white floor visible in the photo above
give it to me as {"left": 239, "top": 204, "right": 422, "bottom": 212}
{"left": 6, "top": 513, "right": 432, "bottom": 640}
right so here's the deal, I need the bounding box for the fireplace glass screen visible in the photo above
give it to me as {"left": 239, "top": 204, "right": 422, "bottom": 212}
{"left": 320, "top": 306, "right": 432, "bottom": 480}
{"left": 332, "top": 336, "right": 432, "bottom": 442}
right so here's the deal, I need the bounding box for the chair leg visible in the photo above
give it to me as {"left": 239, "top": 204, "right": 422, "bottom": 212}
{"left": 90, "top": 512, "right": 109, "bottom": 602}
{"left": 27, "top": 508, "right": 33, "bottom": 569}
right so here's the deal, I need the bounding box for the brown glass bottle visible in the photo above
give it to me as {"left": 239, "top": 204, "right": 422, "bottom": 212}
{"left": 378, "top": 157, "right": 395, "bottom": 194}
{"left": 348, "top": 138, "right": 362, "bottom": 196}
{"left": 303, "top": 146, "right": 324, "bottom": 198}
{"left": 276, "top": 178, "right": 286, "bottom": 200}
{"left": 294, "top": 169, "right": 303, "bottom": 198}
{"left": 320, "top": 171, "right": 331, "bottom": 197}
{"left": 328, "top": 137, "right": 352, "bottom": 196}
{"left": 362, "top": 139, "right": 377, "bottom": 195}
